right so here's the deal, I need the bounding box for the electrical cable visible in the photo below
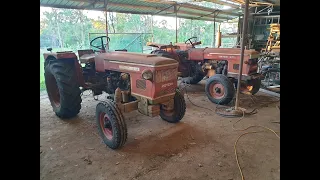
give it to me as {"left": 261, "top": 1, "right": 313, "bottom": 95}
{"left": 178, "top": 81, "right": 280, "bottom": 180}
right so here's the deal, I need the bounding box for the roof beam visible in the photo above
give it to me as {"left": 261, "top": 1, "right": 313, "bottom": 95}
{"left": 69, "top": 0, "right": 240, "bottom": 17}
{"left": 179, "top": 3, "right": 239, "bottom": 16}
{"left": 39, "top": 4, "right": 226, "bottom": 22}
{"left": 153, "top": 4, "right": 176, "bottom": 15}
{"left": 40, "top": 4, "right": 104, "bottom": 11}
{"left": 201, "top": 0, "right": 240, "bottom": 9}
{"left": 105, "top": 2, "right": 235, "bottom": 20}
{"left": 175, "top": 9, "right": 233, "bottom": 20}
{"left": 229, "top": 0, "right": 279, "bottom": 6}
{"left": 175, "top": 13, "right": 228, "bottom": 22}
{"left": 41, "top": 0, "right": 237, "bottom": 21}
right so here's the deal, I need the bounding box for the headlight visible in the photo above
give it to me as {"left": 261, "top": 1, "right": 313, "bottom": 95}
{"left": 142, "top": 69, "right": 153, "bottom": 80}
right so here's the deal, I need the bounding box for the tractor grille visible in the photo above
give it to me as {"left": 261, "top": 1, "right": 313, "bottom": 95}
{"left": 136, "top": 79, "right": 146, "bottom": 90}
{"left": 155, "top": 68, "right": 177, "bottom": 83}
{"left": 157, "top": 85, "right": 176, "bottom": 96}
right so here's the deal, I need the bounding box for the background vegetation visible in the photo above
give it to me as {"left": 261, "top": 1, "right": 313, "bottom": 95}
{"left": 40, "top": 8, "right": 238, "bottom": 91}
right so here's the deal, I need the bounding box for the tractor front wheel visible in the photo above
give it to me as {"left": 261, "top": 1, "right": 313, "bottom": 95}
{"left": 205, "top": 74, "right": 235, "bottom": 105}
{"left": 44, "top": 57, "right": 82, "bottom": 119}
{"left": 160, "top": 89, "right": 186, "bottom": 123}
{"left": 96, "top": 100, "right": 127, "bottom": 149}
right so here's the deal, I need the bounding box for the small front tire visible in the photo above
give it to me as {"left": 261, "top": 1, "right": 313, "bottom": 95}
{"left": 96, "top": 100, "right": 127, "bottom": 149}
{"left": 160, "top": 89, "right": 186, "bottom": 123}
{"left": 205, "top": 74, "right": 235, "bottom": 105}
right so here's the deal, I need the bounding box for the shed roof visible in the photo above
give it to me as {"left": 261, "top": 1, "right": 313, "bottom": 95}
{"left": 40, "top": 0, "right": 279, "bottom": 22}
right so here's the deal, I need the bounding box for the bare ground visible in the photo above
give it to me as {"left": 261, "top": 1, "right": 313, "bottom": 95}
{"left": 40, "top": 81, "right": 280, "bottom": 180}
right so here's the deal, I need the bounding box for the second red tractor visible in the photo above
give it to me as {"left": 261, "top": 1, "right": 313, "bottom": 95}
{"left": 147, "top": 37, "right": 262, "bottom": 105}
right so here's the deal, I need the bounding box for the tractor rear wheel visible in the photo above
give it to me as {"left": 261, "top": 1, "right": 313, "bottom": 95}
{"left": 181, "top": 63, "right": 204, "bottom": 84}
{"left": 205, "top": 74, "right": 235, "bottom": 105}
{"left": 44, "top": 57, "right": 82, "bottom": 119}
{"left": 160, "top": 89, "right": 186, "bottom": 123}
{"left": 96, "top": 100, "right": 128, "bottom": 149}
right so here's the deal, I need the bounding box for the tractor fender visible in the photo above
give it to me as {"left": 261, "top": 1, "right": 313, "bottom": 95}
{"left": 44, "top": 52, "right": 87, "bottom": 88}
{"left": 43, "top": 52, "right": 77, "bottom": 60}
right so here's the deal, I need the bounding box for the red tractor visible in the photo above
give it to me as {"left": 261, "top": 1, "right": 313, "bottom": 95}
{"left": 43, "top": 36, "right": 186, "bottom": 149}
{"left": 147, "top": 37, "right": 262, "bottom": 105}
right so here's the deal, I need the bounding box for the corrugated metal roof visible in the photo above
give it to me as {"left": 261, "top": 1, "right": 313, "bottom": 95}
{"left": 39, "top": 0, "right": 246, "bottom": 22}
{"left": 40, "top": 0, "right": 279, "bottom": 22}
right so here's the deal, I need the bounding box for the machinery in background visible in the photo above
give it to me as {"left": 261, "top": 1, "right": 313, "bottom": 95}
{"left": 261, "top": 23, "right": 280, "bottom": 56}
{"left": 147, "top": 36, "right": 262, "bottom": 105}
{"left": 258, "top": 23, "right": 280, "bottom": 93}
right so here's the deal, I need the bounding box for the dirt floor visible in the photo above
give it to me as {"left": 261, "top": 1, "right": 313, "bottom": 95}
{"left": 40, "top": 81, "right": 280, "bottom": 180}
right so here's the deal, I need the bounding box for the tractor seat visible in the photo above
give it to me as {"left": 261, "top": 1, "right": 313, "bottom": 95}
{"left": 79, "top": 53, "right": 95, "bottom": 63}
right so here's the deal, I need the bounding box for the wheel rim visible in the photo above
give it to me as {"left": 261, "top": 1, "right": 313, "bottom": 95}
{"left": 99, "top": 112, "right": 113, "bottom": 140}
{"left": 161, "top": 105, "right": 175, "bottom": 117}
{"left": 46, "top": 75, "right": 60, "bottom": 107}
{"left": 160, "top": 98, "right": 176, "bottom": 117}
{"left": 209, "top": 83, "right": 225, "bottom": 99}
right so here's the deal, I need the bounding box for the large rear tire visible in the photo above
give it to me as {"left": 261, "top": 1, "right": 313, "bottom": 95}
{"left": 160, "top": 89, "right": 186, "bottom": 123}
{"left": 96, "top": 100, "right": 127, "bottom": 149}
{"left": 205, "top": 74, "right": 235, "bottom": 105}
{"left": 44, "top": 57, "right": 82, "bottom": 119}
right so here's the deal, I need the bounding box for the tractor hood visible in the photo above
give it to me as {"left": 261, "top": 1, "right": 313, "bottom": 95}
{"left": 95, "top": 51, "right": 177, "bottom": 66}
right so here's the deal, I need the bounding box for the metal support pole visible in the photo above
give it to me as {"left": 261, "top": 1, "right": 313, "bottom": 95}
{"left": 105, "top": 0, "right": 109, "bottom": 50}
{"left": 191, "top": 19, "right": 193, "bottom": 38}
{"left": 235, "top": 0, "right": 249, "bottom": 110}
{"left": 237, "top": 15, "right": 241, "bottom": 46}
{"left": 140, "top": 35, "right": 143, "bottom": 53}
{"left": 213, "top": 15, "right": 216, "bottom": 47}
{"left": 151, "top": 15, "right": 154, "bottom": 42}
{"left": 175, "top": 5, "right": 178, "bottom": 43}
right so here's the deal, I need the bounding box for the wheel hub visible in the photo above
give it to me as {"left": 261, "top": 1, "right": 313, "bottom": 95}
{"left": 209, "top": 83, "right": 225, "bottom": 99}
{"left": 104, "top": 120, "right": 112, "bottom": 129}
{"left": 99, "top": 113, "right": 113, "bottom": 140}
{"left": 215, "top": 87, "right": 221, "bottom": 94}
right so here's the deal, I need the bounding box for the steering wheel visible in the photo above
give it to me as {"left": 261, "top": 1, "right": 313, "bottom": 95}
{"left": 184, "top": 37, "right": 197, "bottom": 47}
{"left": 90, "top": 36, "right": 110, "bottom": 51}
